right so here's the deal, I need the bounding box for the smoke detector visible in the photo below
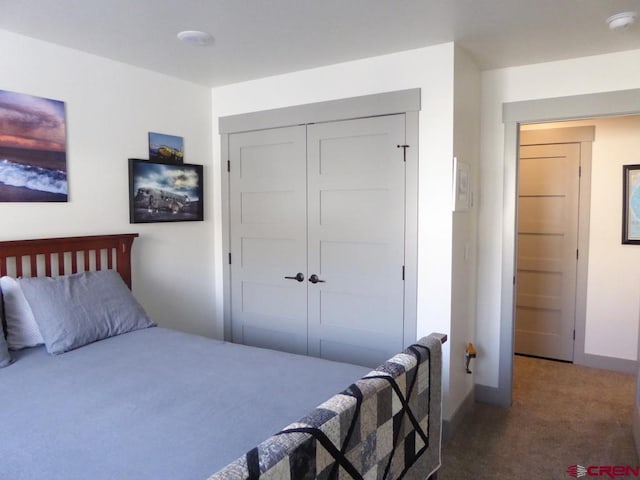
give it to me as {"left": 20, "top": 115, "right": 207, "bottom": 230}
{"left": 177, "top": 30, "right": 214, "bottom": 46}
{"left": 606, "top": 11, "right": 637, "bottom": 30}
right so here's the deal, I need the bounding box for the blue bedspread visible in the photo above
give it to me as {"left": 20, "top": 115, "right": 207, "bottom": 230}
{"left": 0, "top": 327, "right": 369, "bottom": 480}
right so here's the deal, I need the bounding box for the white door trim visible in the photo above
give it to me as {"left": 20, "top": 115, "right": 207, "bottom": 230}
{"left": 220, "top": 90, "right": 420, "bottom": 348}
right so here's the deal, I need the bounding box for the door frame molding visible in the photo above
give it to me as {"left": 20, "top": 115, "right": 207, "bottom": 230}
{"left": 220, "top": 89, "right": 421, "bottom": 346}
{"left": 518, "top": 126, "right": 594, "bottom": 363}
{"left": 490, "top": 88, "right": 640, "bottom": 407}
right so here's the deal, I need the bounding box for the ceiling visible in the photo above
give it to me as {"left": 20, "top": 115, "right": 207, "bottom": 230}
{"left": 1, "top": 0, "right": 640, "bottom": 87}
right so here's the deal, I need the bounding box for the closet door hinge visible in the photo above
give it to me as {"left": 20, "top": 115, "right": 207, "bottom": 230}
{"left": 573, "top": 329, "right": 576, "bottom": 340}
{"left": 402, "top": 265, "right": 405, "bottom": 281}
{"left": 397, "top": 144, "right": 410, "bottom": 162}
{"left": 228, "top": 252, "right": 232, "bottom": 265}
{"left": 227, "top": 160, "right": 231, "bottom": 172}
{"left": 578, "top": 165, "right": 581, "bottom": 177}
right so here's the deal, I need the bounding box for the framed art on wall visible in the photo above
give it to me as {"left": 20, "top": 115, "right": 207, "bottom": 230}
{"left": 0, "top": 89, "right": 68, "bottom": 202}
{"left": 452, "top": 156, "right": 471, "bottom": 212}
{"left": 622, "top": 163, "right": 640, "bottom": 244}
{"left": 129, "top": 159, "right": 203, "bottom": 223}
{"left": 148, "top": 132, "right": 184, "bottom": 164}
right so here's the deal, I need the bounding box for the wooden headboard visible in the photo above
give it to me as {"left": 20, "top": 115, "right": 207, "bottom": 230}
{"left": 0, "top": 234, "right": 139, "bottom": 288}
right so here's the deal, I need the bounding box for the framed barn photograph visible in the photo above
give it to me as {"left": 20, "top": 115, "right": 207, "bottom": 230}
{"left": 129, "top": 159, "right": 203, "bottom": 223}
{"left": 622, "top": 163, "right": 640, "bottom": 244}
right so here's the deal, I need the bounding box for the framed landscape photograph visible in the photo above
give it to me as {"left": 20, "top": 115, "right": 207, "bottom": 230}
{"left": 622, "top": 164, "right": 640, "bottom": 244}
{"left": 129, "top": 159, "right": 203, "bottom": 223}
{"left": 0, "top": 89, "right": 68, "bottom": 202}
{"left": 148, "top": 132, "right": 184, "bottom": 164}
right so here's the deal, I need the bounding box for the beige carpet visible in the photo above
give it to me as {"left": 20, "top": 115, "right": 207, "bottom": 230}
{"left": 438, "top": 356, "right": 637, "bottom": 479}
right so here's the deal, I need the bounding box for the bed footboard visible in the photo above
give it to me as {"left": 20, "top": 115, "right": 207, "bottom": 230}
{"left": 210, "top": 333, "right": 444, "bottom": 480}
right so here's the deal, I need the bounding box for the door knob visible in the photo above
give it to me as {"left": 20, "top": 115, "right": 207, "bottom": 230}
{"left": 284, "top": 272, "right": 305, "bottom": 282}
{"left": 308, "top": 274, "right": 325, "bottom": 284}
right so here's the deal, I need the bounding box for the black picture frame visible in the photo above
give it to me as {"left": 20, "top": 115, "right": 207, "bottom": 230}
{"left": 622, "top": 163, "right": 640, "bottom": 245}
{"left": 128, "top": 158, "right": 203, "bottom": 223}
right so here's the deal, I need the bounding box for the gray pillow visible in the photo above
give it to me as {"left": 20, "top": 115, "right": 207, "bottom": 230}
{"left": 0, "top": 291, "right": 12, "bottom": 367}
{"left": 0, "top": 276, "right": 44, "bottom": 349}
{"left": 0, "top": 327, "right": 12, "bottom": 368}
{"left": 0, "top": 286, "right": 8, "bottom": 367}
{"left": 19, "top": 270, "right": 155, "bottom": 355}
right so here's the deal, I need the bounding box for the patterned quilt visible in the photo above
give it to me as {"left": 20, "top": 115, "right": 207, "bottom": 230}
{"left": 209, "top": 334, "right": 443, "bottom": 480}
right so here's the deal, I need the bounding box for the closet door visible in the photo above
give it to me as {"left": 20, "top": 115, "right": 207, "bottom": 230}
{"left": 228, "top": 126, "right": 308, "bottom": 355}
{"left": 306, "top": 114, "right": 407, "bottom": 367}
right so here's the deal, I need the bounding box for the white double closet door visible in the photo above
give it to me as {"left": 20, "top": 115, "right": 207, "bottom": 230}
{"left": 229, "top": 114, "right": 407, "bottom": 367}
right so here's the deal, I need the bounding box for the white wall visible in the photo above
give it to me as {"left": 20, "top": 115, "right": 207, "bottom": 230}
{"left": 478, "top": 49, "right": 640, "bottom": 387}
{"left": 522, "top": 117, "right": 640, "bottom": 360}
{"left": 449, "top": 46, "right": 480, "bottom": 416}
{"left": 211, "top": 44, "right": 467, "bottom": 418}
{"left": 0, "top": 30, "right": 217, "bottom": 337}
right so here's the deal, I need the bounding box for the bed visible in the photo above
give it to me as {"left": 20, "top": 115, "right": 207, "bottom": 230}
{"left": 0, "top": 233, "right": 445, "bottom": 480}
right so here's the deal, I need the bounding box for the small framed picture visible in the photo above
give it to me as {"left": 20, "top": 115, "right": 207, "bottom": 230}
{"left": 622, "top": 164, "right": 640, "bottom": 244}
{"left": 148, "top": 132, "right": 184, "bottom": 164}
{"left": 129, "top": 159, "right": 203, "bottom": 223}
{"left": 452, "top": 157, "right": 471, "bottom": 212}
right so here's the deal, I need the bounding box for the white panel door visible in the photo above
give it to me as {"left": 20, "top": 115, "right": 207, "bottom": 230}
{"left": 515, "top": 143, "right": 580, "bottom": 361}
{"left": 229, "top": 126, "right": 308, "bottom": 355}
{"left": 306, "top": 115, "right": 406, "bottom": 367}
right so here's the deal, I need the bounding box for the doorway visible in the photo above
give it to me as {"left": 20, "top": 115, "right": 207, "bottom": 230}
{"left": 219, "top": 88, "right": 421, "bottom": 370}
{"left": 492, "top": 88, "right": 640, "bottom": 408}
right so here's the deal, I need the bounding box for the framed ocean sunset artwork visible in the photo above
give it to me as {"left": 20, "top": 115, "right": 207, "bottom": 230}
{"left": 0, "top": 89, "right": 67, "bottom": 202}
